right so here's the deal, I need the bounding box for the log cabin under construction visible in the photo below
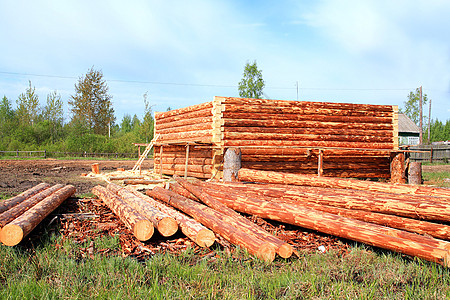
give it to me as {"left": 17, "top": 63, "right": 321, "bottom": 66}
{"left": 153, "top": 96, "right": 400, "bottom": 181}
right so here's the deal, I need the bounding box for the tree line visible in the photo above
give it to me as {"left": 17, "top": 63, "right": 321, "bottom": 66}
{"left": 0, "top": 67, "right": 155, "bottom": 155}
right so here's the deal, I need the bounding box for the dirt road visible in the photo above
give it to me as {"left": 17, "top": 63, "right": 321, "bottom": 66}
{"left": 0, "top": 159, "right": 154, "bottom": 197}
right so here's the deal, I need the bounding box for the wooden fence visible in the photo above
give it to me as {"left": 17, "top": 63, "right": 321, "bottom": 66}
{"left": 0, "top": 150, "right": 138, "bottom": 159}
{"left": 409, "top": 145, "right": 450, "bottom": 162}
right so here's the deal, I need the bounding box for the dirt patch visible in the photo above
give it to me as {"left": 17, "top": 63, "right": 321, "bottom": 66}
{"left": 0, "top": 159, "right": 154, "bottom": 197}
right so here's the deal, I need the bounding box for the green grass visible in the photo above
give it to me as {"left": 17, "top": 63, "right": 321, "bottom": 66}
{"left": 1, "top": 232, "right": 450, "bottom": 299}
{"left": 423, "top": 171, "right": 450, "bottom": 188}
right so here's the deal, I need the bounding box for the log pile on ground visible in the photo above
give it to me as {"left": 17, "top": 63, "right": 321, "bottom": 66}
{"left": 139, "top": 169, "right": 450, "bottom": 267}
{"left": 90, "top": 183, "right": 216, "bottom": 248}
{"left": 0, "top": 183, "right": 76, "bottom": 246}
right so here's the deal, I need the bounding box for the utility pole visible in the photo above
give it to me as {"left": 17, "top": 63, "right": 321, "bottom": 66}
{"left": 419, "top": 86, "right": 423, "bottom": 145}
{"left": 427, "top": 98, "right": 432, "bottom": 144}
{"left": 296, "top": 81, "right": 299, "bottom": 101}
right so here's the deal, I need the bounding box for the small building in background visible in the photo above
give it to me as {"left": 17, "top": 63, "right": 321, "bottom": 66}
{"left": 398, "top": 113, "right": 420, "bottom": 145}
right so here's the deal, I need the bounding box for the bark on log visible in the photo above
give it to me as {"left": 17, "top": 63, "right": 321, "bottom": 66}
{"left": 223, "top": 131, "right": 393, "bottom": 143}
{"left": 223, "top": 118, "right": 393, "bottom": 131}
{"left": 109, "top": 176, "right": 144, "bottom": 181}
{"left": 222, "top": 111, "right": 392, "bottom": 124}
{"left": 123, "top": 179, "right": 167, "bottom": 185}
{"left": 191, "top": 184, "right": 450, "bottom": 266}
{"left": 0, "top": 184, "right": 64, "bottom": 228}
{"left": 156, "top": 164, "right": 212, "bottom": 174}
{"left": 155, "top": 116, "right": 213, "bottom": 131}
{"left": 408, "top": 162, "right": 422, "bottom": 185}
{"left": 0, "top": 185, "right": 76, "bottom": 246}
{"left": 223, "top": 148, "right": 241, "bottom": 182}
{"left": 0, "top": 183, "right": 51, "bottom": 214}
{"left": 173, "top": 175, "right": 293, "bottom": 258}
{"left": 125, "top": 187, "right": 214, "bottom": 247}
{"left": 157, "top": 157, "right": 212, "bottom": 165}
{"left": 107, "top": 183, "right": 178, "bottom": 237}
{"left": 154, "top": 168, "right": 211, "bottom": 179}
{"left": 198, "top": 181, "right": 450, "bottom": 241}
{"left": 92, "top": 185, "right": 154, "bottom": 241}
{"left": 223, "top": 103, "right": 393, "bottom": 117}
{"left": 156, "top": 122, "right": 212, "bottom": 135}
{"left": 238, "top": 168, "right": 450, "bottom": 199}
{"left": 146, "top": 186, "right": 276, "bottom": 262}
{"left": 225, "top": 126, "right": 393, "bottom": 138}
{"left": 390, "top": 152, "right": 406, "bottom": 184}
{"left": 155, "top": 101, "right": 213, "bottom": 120}
{"left": 159, "top": 130, "right": 212, "bottom": 143}
{"left": 155, "top": 107, "right": 212, "bottom": 124}
{"left": 220, "top": 97, "right": 394, "bottom": 112}
{"left": 224, "top": 139, "right": 393, "bottom": 150}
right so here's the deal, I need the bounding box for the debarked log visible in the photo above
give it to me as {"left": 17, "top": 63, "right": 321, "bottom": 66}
{"left": 0, "top": 185, "right": 76, "bottom": 246}
{"left": 125, "top": 187, "right": 214, "bottom": 247}
{"left": 238, "top": 168, "right": 450, "bottom": 199}
{"left": 0, "top": 183, "right": 51, "bottom": 214}
{"left": 0, "top": 184, "right": 64, "bottom": 228}
{"left": 197, "top": 181, "right": 450, "bottom": 242}
{"left": 146, "top": 186, "right": 276, "bottom": 262}
{"left": 224, "top": 140, "right": 393, "bottom": 150}
{"left": 172, "top": 175, "right": 293, "bottom": 258}
{"left": 107, "top": 183, "right": 178, "bottom": 237}
{"left": 92, "top": 185, "right": 154, "bottom": 241}
{"left": 196, "top": 186, "right": 450, "bottom": 266}
{"left": 155, "top": 102, "right": 213, "bottom": 120}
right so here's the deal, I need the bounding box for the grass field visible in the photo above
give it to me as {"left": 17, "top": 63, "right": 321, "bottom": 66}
{"left": 1, "top": 231, "right": 450, "bottom": 299}
{"left": 1, "top": 165, "right": 449, "bottom": 299}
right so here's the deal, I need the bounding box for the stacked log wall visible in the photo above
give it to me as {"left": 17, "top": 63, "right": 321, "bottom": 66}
{"left": 154, "top": 97, "right": 398, "bottom": 179}
{"left": 154, "top": 102, "right": 214, "bottom": 179}
{"left": 212, "top": 97, "right": 397, "bottom": 179}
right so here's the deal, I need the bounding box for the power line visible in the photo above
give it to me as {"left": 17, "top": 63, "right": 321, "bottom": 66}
{"left": 0, "top": 70, "right": 416, "bottom": 91}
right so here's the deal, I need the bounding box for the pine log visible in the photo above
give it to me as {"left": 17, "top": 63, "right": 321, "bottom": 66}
{"left": 159, "top": 130, "right": 212, "bottom": 143}
{"left": 408, "top": 162, "right": 422, "bottom": 185}
{"left": 390, "top": 152, "right": 406, "bottom": 184}
{"left": 222, "top": 111, "right": 392, "bottom": 124}
{"left": 223, "top": 103, "right": 393, "bottom": 117}
{"left": 107, "top": 183, "right": 178, "bottom": 237}
{"left": 109, "top": 176, "right": 144, "bottom": 181}
{"left": 156, "top": 122, "right": 212, "bottom": 135}
{"left": 125, "top": 187, "right": 214, "bottom": 247}
{"left": 146, "top": 186, "right": 276, "bottom": 262}
{"left": 234, "top": 175, "right": 450, "bottom": 222}
{"left": 220, "top": 97, "right": 394, "bottom": 112}
{"left": 155, "top": 106, "right": 212, "bottom": 123}
{"left": 223, "top": 139, "right": 393, "bottom": 150}
{"left": 198, "top": 181, "right": 450, "bottom": 241}
{"left": 155, "top": 116, "right": 213, "bottom": 131}
{"left": 225, "top": 127, "right": 393, "bottom": 137}
{"left": 154, "top": 168, "right": 211, "bottom": 179}
{"left": 0, "top": 185, "right": 76, "bottom": 246}
{"left": 156, "top": 164, "right": 212, "bottom": 174}
{"left": 92, "top": 185, "right": 154, "bottom": 241}
{"left": 123, "top": 179, "right": 167, "bottom": 185}
{"left": 0, "top": 184, "right": 64, "bottom": 228}
{"left": 192, "top": 184, "right": 450, "bottom": 266}
{"left": 223, "top": 131, "right": 393, "bottom": 143}
{"left": 223, "top": 148, "right": 241, "bottom": 182}
{"left": 0, "top": 183, "right": 51, "bottom": 214}
{"left": 155, "top": 101, "right": 213, "bottom": 120}
{"left": 241, "top": 161, "right": 390, "bottom": 171}
{"left": 223, "top": 118, "right": 393, "bottom": 131}
{"left": 168, "top": 182, "right": 199, "bottom": 200}
{"left": 157, "top": 157, "right": 212, "bottom": 165}
{"left": 238, "top": 168, "right": 450, "bottom": 199}
{"left": 173, "top": 175, "right": 293, "bottom": 258}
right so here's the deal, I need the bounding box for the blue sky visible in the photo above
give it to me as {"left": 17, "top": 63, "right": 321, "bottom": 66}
{"left": 0, "top": 0, "right": 449, "bottom": 124}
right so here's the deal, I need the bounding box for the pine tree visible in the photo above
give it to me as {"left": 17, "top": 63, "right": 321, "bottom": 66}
{"left": 68, "top": 67, "right": 115, "bottom": 135}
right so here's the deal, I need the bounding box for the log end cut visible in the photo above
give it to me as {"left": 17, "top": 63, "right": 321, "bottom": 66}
{"left": 195, "top": 229, "right": 216, "bottom": 248}
{"left": 257, "top": 243, "right": 276, "bottom": 263}
{"left": 277, "top": 243, "right": 294, "bottom": 259}
{"left": 157, "top": 217, "right": 178, "bottom": 237}
{"left": 134, "top": 220, "right": 155, "bottom": 241}
{"left": 0, "top": 224, "right": 24, "bottom": 246}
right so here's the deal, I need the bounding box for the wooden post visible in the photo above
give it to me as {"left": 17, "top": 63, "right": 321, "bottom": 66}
{"left": 430, "top": 147, "right": 433, "bottom": 163}
{"left": 318, "top": 149, "right": 323, "bottom": 177}
{"left": 419, "top": 86, "right": 423, "bottom": 145}
{"left": 223, "top": 147, "right": 241, "bottom": 182}
{"left": 159, "top": 145, "right": 163, "bottom": 178}
{"left": 408, "top": 161, "right": 422, "bottom": 185}
{"left": 184, "top": 143, "right": 190, "bottom": 179}
{"left": 390, "top": 152, "right": 406, "bottom": 184}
